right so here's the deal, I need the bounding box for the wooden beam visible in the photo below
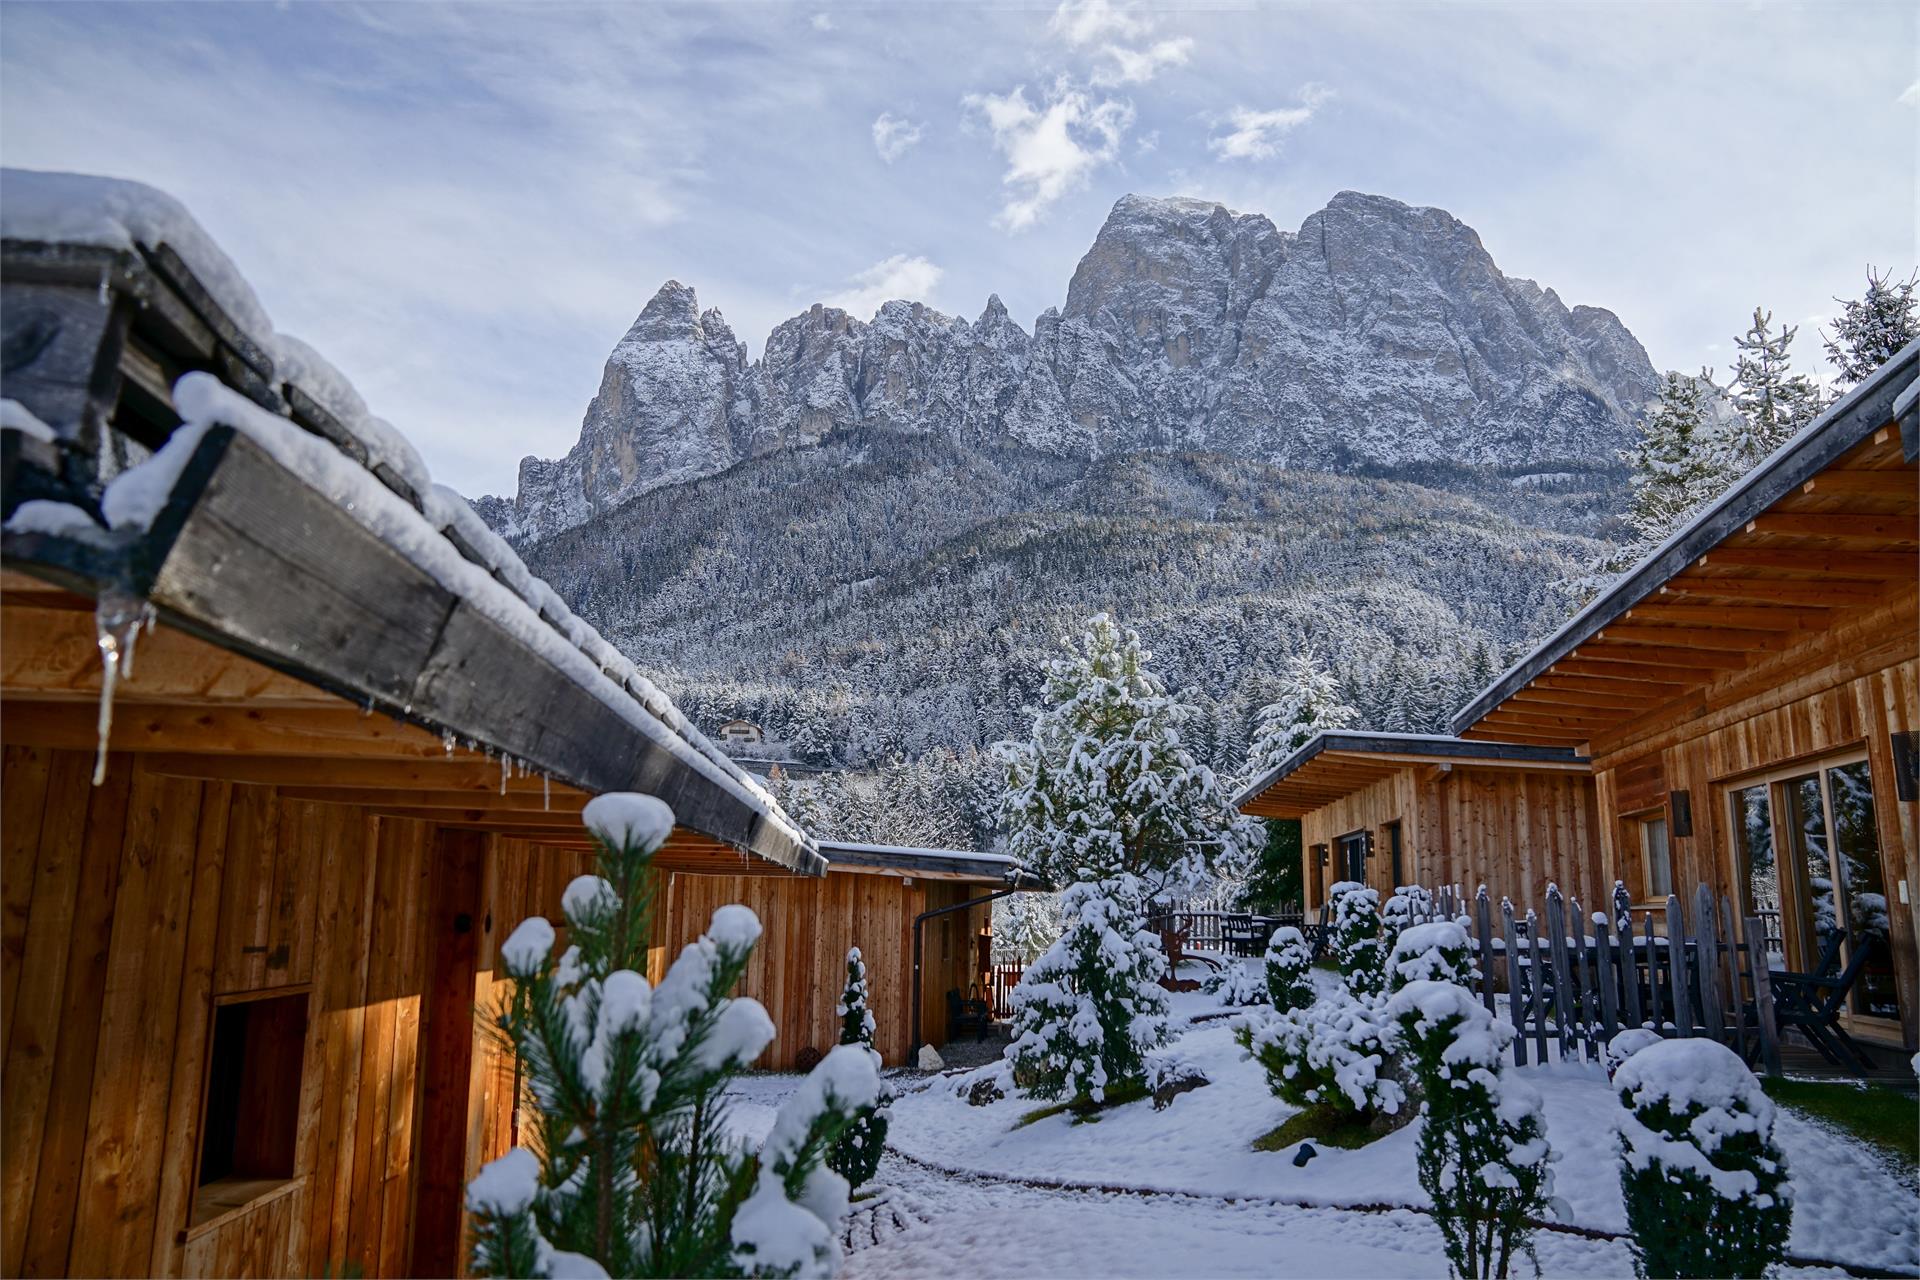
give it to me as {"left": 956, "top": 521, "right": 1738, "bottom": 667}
{"left": 1594, "top": 625, "right": 1793, "bottom": 653}
{"left": 1532, "top": 674, "right": 1692, "bottom": 696}
{"left": 1695, "top": 549, "right": 1915, "bottom": 577}
{"left": 133, "top": 753, "right": 563, "bottom": 793}
{"left": 1314, "top": 749, "right": 1590, "bottom": 773}
{"left": 1658, "top": 577, "right": 1888, "bottom": 605}
{"left": 1482, "top": 708, "right": 1619, "bottom": 730}
{"left": 1547, "top": 658, "right": 1728, "bottom": 681}
{"left": 1567, "top": 643, "right": 1749, "bottom": 670}
{"left": 278, "top": 786, "right": 586, "bottom": 813}
{"left": 1621, "top": 603, "right": 1829, "bottom": 630}
{"left": 1797, "top": 470, "right": 1918, "bottom": 498}
{"left": 0, "top": 701, "right": 461, "bottom": 758}
{"left": 1510, "top": 688, "right": 1666, "bottom": 711}
{"left": 2, "top": 605, "right": 331, "bottom": 704}
{"left": 1743, "top": 512, "right": 1918, "bottom": 541}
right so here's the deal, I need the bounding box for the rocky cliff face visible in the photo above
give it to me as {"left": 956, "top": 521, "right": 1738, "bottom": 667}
{"left": 481, "top": 191, "right": 1659, "bottom": 542}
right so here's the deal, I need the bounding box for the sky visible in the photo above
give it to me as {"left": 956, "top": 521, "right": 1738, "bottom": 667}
{"left": 2, "top": 1, "right": 1914, "bottom": 497}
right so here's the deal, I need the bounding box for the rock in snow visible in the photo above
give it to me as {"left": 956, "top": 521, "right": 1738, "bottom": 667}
{"left": 482, "top": 191, "right": 1659, "bottom": 543}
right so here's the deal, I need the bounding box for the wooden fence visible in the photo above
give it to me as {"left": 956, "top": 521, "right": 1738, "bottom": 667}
{"left": 987, "top": 962, "right": 1024, "bottom": 1019}
{"left": 1397, "top": 882, "right": 1783, "bottom": 1076}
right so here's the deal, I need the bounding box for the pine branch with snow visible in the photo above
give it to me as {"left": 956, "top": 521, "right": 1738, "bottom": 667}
{"left": 1262, "top": 925, "right": 1315, "bottom": 1013}
{"left": 467, "top": 793, "right": 878, "bottom": 1279}
{"left": 1240, "top": 649, "right": 1358, "bottom": 785}
{"left": 1328, "top": 881, "right": 1387, "bottom": 998}
{"left": 1823, "top": 267, "right": 1919, "bottom": 389}
{"left": 1723, "top": 308, "right": 1825, "bottom": 473}
{"left": 1237, "top": 987, "right": 1404, "bottom": 1121}
{"left": 1007, "top": 875, "right": 1170, "bottom": 1106}
{"left": 825, "top": 949, "right": 889, "bottom": 1191}
{"left": 1386, "top": 919, "right": 1477, "bottom": 991}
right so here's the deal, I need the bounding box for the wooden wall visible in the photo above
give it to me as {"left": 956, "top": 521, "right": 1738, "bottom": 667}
{"left": 1588, "top": 587, "right": 1918, "bottom": 1046}
{"left": 0, "top": 749, "right": 435, "bottom": 1279}
{"left": 1300, "top": 764, "right": 1602, "bottom": 911}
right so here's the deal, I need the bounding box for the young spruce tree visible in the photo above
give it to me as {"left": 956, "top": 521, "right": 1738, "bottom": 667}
{"left": 824, "top": 948, "right": 889, "bottom": 1191}
{"left": 1824, "top": 267, "right": 1919, "bottom": 389}
{"left": 466, "top": 793, "right": 879, "bottom": 1280}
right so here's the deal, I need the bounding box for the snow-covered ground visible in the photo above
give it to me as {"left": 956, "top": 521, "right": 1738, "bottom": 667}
{"left": 725, "top": 958, "right": 1917, "bottom": 1279}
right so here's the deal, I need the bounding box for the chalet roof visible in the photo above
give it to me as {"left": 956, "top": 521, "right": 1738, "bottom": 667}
{"left": 1450, "top": 339, "right": 1919, "bottom": 748}
{"left": 816, "top": 840, "right": 1042, "bottom": 885}
{"left": 0, "top": 170, "right": 820, "bottom": 876}
{"left": 1234, "top": 730, "right": 1589, "bottom": 820}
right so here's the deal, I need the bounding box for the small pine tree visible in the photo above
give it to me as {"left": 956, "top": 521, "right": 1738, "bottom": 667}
{"left": 466, "top": 793, "right": 878, "bottom": 1279}
{"left": 1824, "top": 267, "right": 1919, "bottom": 388}
{"left": 1386, "top": 920, "right": 1477, "bottom": 991}
{"left": 1380, "top": 884, "right": 1434, "bottom": 955}
{"left": 1388, "top": 981, "right": 1554, "bottom": 1279}
{"left": 1262, "top": 925, "right": 1315, "bottom": 1013}
{"left": 1008, "top": 875, "right": 1170, "bottom": 1105}
{"left": 825, "top": 949, "right": 889, "bottom": 1191}
{"left": 1620, "top": 371, "right": 1726, "bottom": 544}
{"left": 1723, "top": 308, "right": 1825, "bottom": 473}
{"left": 1241, "top": 649, "right": 1358, "bottom": 783}
{"left": 1615, "top": 1039, "right": 1791, "bottom": 1280}
{"left": 1237, "top": 987, "right": 1404, "bottom": 1122}
{"left": 1328, "top": 881, "right": 1386, "bottom": 998}
{"left": 993, "top": 891, "right": 1063, "bottom": 964}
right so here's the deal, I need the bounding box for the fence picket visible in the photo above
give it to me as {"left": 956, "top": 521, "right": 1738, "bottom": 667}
{"left": 1694, "top": 885, "right": 1724, "bottom": 1044}
{"left": 1546, "top": 888, "right": 1573, "bottom": 1060}
{"left": 1525, "top": 909, "right": 1549, "bottom": 1064}
{"left": 1571, "top": 901, "right": 1599, "bottom": 1060}
{"left": 1644, "top": 914, "right": 1662, "bottom": 1032}
{"left": 1475, "top": 888, "right": 1497, "bottom": 1018}
{"left": 1594, "top": 909, "right": 1620, "bottom": 1046}
{"left": 1666, "top": 895, "right": 1693, "bottom": 1036}
{"left": 1745, "top": 914, "right": 1782, "bottom": 1077}
{"left": 1501, "top": 899, "right": 1528, "bottom": 1068}
{"left": 1618, "top": 907, "right": 1643, "bottom": 1029}
{"left": 1723, "top": 896, "right": 1747, "bottom": 1059}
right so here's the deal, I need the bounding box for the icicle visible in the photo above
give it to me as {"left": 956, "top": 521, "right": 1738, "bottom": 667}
{"left": 543, "top": 774, "right": 550, "bottom": 811}
{"left": 98, "top": 266, "right": 111, "bottom": 307}
{"left": 91, "top": 587, "right": 151, "bottom": 785}
{"left": 442, "top": 729, "right": 457, "bottom": 757}
{"left": 500, "top": 754, "right": 508, "bottom": 795}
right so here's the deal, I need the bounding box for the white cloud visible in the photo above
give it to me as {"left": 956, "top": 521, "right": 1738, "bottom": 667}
{"left": 823, "top": 253, "right": 944, "bottom": 318}
{"left": 1048, "top": 0, "right": 1148, "bottom": 48}
{"left": 811, "top": 12, "right": 834, "bottom": 32}
{"left": 871, "top": 112, "right": 924, "bottom": 163}
{"left": 1208, "top": 87, "right": 1332, "bottom": 161}
{"left": 1091, "top": 36, "right": 1193, "bottom": 87}
{"left": 963, "top": 79, "right": 1133, "bottom": 231}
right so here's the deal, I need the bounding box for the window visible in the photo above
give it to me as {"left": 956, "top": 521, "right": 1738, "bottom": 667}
{"left": 1640, "top": 816, "right": 1672, "bottom": 900}
{"left": 192, "top": 989, "right": 308, "bottom": 1227}
{"left": 1384, "top": 821, "right": 1405, "bottom": 889}
{"left": 1335, "top": 831, "right": 1368, "bottom": 885}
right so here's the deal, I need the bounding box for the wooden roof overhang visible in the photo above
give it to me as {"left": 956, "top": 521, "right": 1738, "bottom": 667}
{"left": 816, "top": 841, "right": 1034, "bottom": 885}
{"left": 1451, "top": 342, "right": 1920, "bottom": 752}
{"left": 0, "top": 573, "right": 815, "bottom": 876}
{"left": 1234, "top": 731, "right": 1590, "bottom": 820}
{"left": 1, "top": 229, "right": 820, "bottom": 877}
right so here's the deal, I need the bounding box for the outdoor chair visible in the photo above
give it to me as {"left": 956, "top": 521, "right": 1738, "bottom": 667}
{"left": 946, "top": 988, "right": 991, "bottom": 1042}
{"left": 1748, "top": 940, "right": 1876, "bottom": 1076}
{"left": 1223, "top": 914, "right": 1256, "bottom": 957}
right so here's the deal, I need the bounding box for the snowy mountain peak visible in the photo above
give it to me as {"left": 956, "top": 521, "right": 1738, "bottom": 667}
{"left": 483, "top": 189, "right": 1660, "bottom": 544}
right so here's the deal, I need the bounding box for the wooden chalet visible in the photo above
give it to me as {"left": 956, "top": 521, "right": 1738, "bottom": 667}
{"left": 1234, "top": 732, "right": 1601, "bottom": 911}
{"left": 0, "top": 174, "right": 959, "bottom": 1279}
{"left": 1452, "top": 341, "right": 1919, "bottom": 1051}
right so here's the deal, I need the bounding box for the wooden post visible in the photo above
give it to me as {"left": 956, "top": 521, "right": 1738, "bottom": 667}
{"left": 1644, "top": 913, "right": 1663, "bottom": 1033}
{"left": 1666, "top": 895, "right": 1692, "bottom": 1037}
{"left": 1745, "top": 914, "right": 1783, "bottom": 1077}
{"left": 411, "top": 829, "right": 487, "bottom": 1280}
{"left": 1694, "top": 885, "right": 1723, "bottom": 1044}
{"left": 1475, "top": 888, "right": 1497, "bottom": 1018}
{"left": 1594, "top": 909, "right": 1620, "bottom": 1046}
{"left": 1571, "top": 900, "right": 1598, "bottom": 1060}
{"left": 1546, "top": 888, "right": 1573, "bottom": 1062}
{"left": 1724, "top": 896, "right": 1748, "bottom": 1059}
{"left": 1525, "top": 907, "right": 1549, "bottom": 1064}
{"left": 1619, "top": 906, "right": 1643, "bottom": 1029}
{"left": 1502, "top": 899, "right": 1528, "bottom": 1068}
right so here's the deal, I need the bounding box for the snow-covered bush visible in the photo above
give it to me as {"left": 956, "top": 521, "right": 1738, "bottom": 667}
{"left": 1329, "top": 881, "right": 1386, "bottom": 997}
{"left": 825, "top": 948, "right": 889, "bottom": 1191}
{"left": 1144, "top": 1046, "right": 1211, "bottom": 1110}
{"left": 467, "top": 793, "right": 878, "bottom": 1279}
{"left": 1237, "top": 988, "right": 1404, "bottom": 1122}
{"left": 1008, "top": 875, "right": 1170, "bottom": 1105}
{"left": 1204, "top": 962, "right": 1269, "bottom": 1007}
{"left": 1388, "top": 920, "right": 1477, "bottom": 991}
{"left": 1615, "top": 1039, "right": 1791, "bottom": 1280}
{"left": 1263, "top": 925, "right": 1315, "bottom": 1013}
{"left": 1603, "top": 1027, "right": 1663, "bottom": 1081}
{"left": 1389, "top": 980, "right": 1554, "bottom": 1279}
{"left": 1381, "top": 884, "right": 1434, "bottom": 952}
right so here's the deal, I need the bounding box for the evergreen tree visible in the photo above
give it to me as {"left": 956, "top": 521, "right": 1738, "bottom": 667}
{"left": 1007, "top": 876, "right": 1170, "bottom": 1105}
{"left": 1620, "top": 372, "right": 1725, "bottom": 544}
{"left": 1241, "top": 649, "right": 1358, "bottom": 784}
{"left": 825, "top": 949, "right": 889, "bottom": 1191}
{"left": 1722, "top": 308, "right": 1825, "bottom": 472}
{"left": 996, "top": 613, "right": 1263, "bottom": 896}
{"left": 466, "top": 793, "right": 878, "bottom": 1279}
{"left": 993, "top": 891, "right": 1063, "bottom": 964}
{"left": 1823, "top": 267, "right": 1919, "bottom": 388}
{"left": 1329, "top": 880, "right": 1387, "bottom": 998}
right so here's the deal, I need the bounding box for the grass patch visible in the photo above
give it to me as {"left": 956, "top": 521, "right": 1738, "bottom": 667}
{"left": 1253, "top": 1106, "right": 1381, "bottom": 1153}
{"left": 1761, "top": 1077, "right": 1918, "bottom": 1169}
{"left": 1012, "top": 1079, "right": 1151, "bottom": 1129}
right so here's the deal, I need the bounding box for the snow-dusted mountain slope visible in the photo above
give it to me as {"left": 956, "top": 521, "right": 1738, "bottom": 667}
{"left": 477, "top": 191, "right": 1657, "bottom": 543}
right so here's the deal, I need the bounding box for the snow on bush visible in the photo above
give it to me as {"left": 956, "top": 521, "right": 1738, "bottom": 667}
{"left": 1329, "top": 881, "right": 1387, "bottom": 997}
{"left": 1008, "top": 875, "right": 1170, "bottom": 1105}
{"left": 1203, "top": 962, "right": 1269, "bottom": 1007}
{"left": 1380, "top": 884, "right": 1434, "bottom": 952}
{"left": 1262, "top": 925, "right": 1315, "bottom": 1013}
{"left": 1603, "top": 1027, "right": 1663, "bottom": 1081}
{"left": 1388, "top": 920, "right": 1477, "bottom": 991}
{"left": 1388, "top": 980, "right": 1554, "bottom": 1279}
{"left": 1613, "top": 1038, "right": 1791, "bottom": 1280}
{"left": 1237, "top": 987, "right": 1404, "bottom": 1121}
{"left": 824, "top": 948, "right": 889, "bottom": 1190}
{"left": 467, "top": 793, "right": 876, "bottom": 1279}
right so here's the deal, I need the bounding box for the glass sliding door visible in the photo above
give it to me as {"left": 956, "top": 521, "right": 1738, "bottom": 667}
{"left": 1826, "top": 760, "right": 1896, "bottom": 1019}
{"left": 1732, "top": 783, "right": 1784, "bottom": 967}
{"left": 1781, "top": 772, "right": 1842, "bottom": 969}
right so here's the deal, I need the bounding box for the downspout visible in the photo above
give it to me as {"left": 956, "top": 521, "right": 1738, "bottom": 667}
{"left": 909, "top": 872, "right": 1050, "bottom": 1061}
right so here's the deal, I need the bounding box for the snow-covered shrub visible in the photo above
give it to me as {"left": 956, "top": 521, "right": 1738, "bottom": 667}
{"left": 1381, "top": 884, "right": 1434, "bottom": 952}
{"left": 1388, "top": 920, "right": 1477, "bottom": 991}
{"left": 1237, "top": 988, "right": 1404, "bottom": 1121}
{"left": 1144, "top": 1047, "right": 1210, "bottom": 1110}
{"left": 1204, "top": 962, "right": 1269, "bottom": 1007}
{"left": 1614, "top": 1039, "right": 1791, "bottom": 1280}
{"left": 1389, "top": 980, "right": 1554, "bottom": 1279}
{"left": 825, "top": 948, "right": 889, "bottom": 1191}
{"left": 1008, "top": 875, "right": 1170, "bottom": 1105}
{"left": 467, "top": 793, "right": 878, "bottom": 1280}
{"left": 1329, "top": 881, "right": 1386, "bottom": 997}
{"left": 1603, "top": 1027, "right": 1663, "bottom": 1081}
{"left": 1263, "top": 925, "right": 1316, "bottom": 1013}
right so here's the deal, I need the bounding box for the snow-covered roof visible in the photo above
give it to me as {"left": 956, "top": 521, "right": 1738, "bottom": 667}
{"left": 816, "top": 840, "right": 1035, "bottom": 884}
{"left": 1233, "top": 730, "right": 1588, "bottom": 816}
{"left": 0, "top": 168, "right": 815, "bottom": 873}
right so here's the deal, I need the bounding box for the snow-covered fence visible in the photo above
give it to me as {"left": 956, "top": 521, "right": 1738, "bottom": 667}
{"left": 987, "top": 963, "right": 1024, "bottom": 1019}
{"left": 1406, "top": 882, "right": 1785, "bottom": 1075}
